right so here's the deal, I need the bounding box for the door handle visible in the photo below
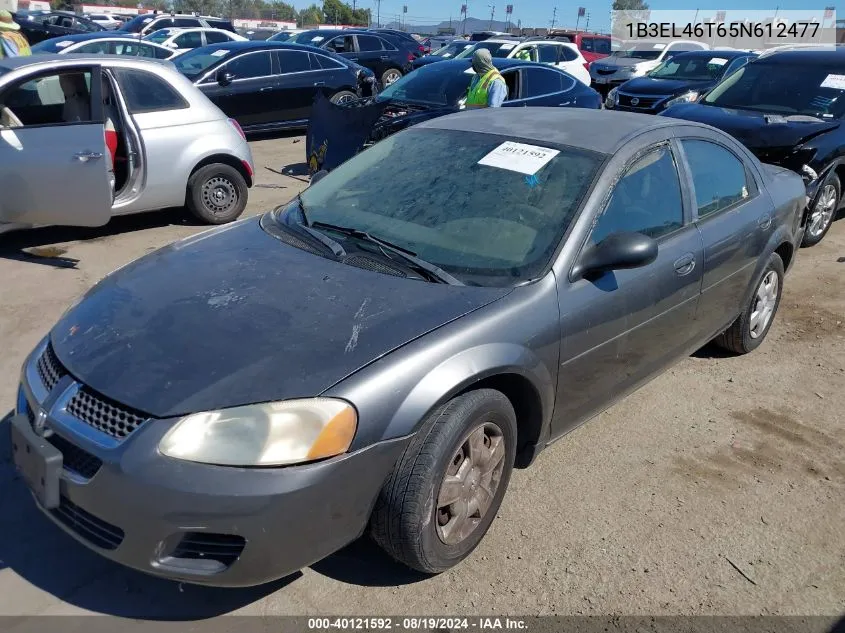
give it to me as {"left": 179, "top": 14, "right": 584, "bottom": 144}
{"left": 559, "top": 100, "right": 571, "bottom": 106}
{"left": 73, "top": 151, "right": 103, "bottom": 162}
{"left": 259, "top": 86, "right": 273, "bottom": 92}
{"left": 380, "top": 55, "right": 390, "bottom": 60}
{"left": 314, "top": 81, "right": 325, "bottom": 86}
{"left": 758, "top": 213, "right": 772, "bottom": 229}
{"left": 349, "top": 57, "right": 359, "bottom": 61}
{"left": 673, "top": 253, "right": 696, "bottom": 276}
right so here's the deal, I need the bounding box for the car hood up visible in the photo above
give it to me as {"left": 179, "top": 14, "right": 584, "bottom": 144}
{"left": 661, "top": 103, "right": 840, "bottom": 158}
{"left": 619, "top": 76, "right": 714, "bottom": 97}
{"left": 49, "top": 217, "right": 510, "bottom": 418}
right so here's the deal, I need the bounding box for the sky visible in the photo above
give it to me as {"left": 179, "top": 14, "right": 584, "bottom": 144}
{"left": 307, "top": 0, "right": 842, "bottom": 33}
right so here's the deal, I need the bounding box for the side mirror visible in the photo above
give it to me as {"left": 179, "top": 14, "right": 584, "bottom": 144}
{"left": 571, "top": 231, "right": 658, "bottom": 280}
{"left": 310, "top": 169, "right": 329, "bottom": 184}
{"left": 216, "top": 68, "right": 234, "bottom": 86}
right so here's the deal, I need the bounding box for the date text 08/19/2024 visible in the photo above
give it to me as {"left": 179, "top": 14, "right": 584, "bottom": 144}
{"left": 307, "top": 618, "right": 528, "bottom": 630}
{"left": 626, "top": 21, "right": 822, "bottom": 39}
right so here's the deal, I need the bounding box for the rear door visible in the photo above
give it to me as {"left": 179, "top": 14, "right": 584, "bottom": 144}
{"left": 0, "top": 65, "right": 111, "bottom": 227}
{"left": 273, "top": 48, "right": 322, "bottom": 124}
{"left": 354, "top": 34, "right": 391, "bottom": 78}
{"left": 171, "top": 30, "right": 204, "bottom": 52}
{"left": 507, "top": 66, "right": 574, "bottom": 106}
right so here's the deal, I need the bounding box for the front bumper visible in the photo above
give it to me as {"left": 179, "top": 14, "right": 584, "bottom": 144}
{"left": 12, "top": 340, "right": 409, "bottom": 587}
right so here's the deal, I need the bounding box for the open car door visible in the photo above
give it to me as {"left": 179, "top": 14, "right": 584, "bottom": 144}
{"left": 0, "top": 64, "right": 112, "bottom": 227}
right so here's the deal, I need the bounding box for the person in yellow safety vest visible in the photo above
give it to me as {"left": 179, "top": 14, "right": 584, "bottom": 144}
{"left": 465, "top": 49, "right": 508, "bottom": 108}
{"left": 514, "top": 46, "right": 532, "bottom": 61}
{"left": 0, "top": 10, "right": 31, "bottom": 58}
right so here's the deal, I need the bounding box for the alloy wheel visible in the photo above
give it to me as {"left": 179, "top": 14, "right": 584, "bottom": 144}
{"left": 749, "top": 270, "right": 778, "bottom": 339}
{"left": 383, "top": 70, "right": 401, "bottom": 85}
{"left": 807, "top": 183, "right": 837, "bottom": 239}
{"left": 435, "top": 422, "right": 506, "bottom": 545}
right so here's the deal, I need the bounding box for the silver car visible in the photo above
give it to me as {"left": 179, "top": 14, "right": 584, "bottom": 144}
{"left": 0, "top": 54, "right": 254, "bottom": 234}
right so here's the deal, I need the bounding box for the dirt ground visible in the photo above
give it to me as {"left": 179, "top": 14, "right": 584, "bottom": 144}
{"left": 0, "top": 133, "right": 843, "bottom": 620}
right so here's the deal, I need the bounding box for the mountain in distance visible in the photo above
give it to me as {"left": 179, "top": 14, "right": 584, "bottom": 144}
{"left": 382, "top": 16, "right": 515, "bottom": 35}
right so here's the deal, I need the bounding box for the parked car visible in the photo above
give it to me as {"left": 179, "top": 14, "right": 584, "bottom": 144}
{"left": 590, "top": 39, "right": 709, "bottom": 95}
{"left": 455, "top": 38, "right": 591, "bottom": 86}
{"left": 367, "top": 58, "right": 600, "bottom": 143}
{"left": 9, "top": 107, "right": 805, "bottom": 587}
{"left": 31, "top": 32, "right": 177, "bottom": 59}
{"left": 545, "top": 30, "right": 613, "bottom": 65}
{"left": 411, "top": 38, "right": 475, "bottom": 69}
{"left": 143, "top": 27, "right": 246, "bottom": 54}
{"left": 13, "top": 10, "right": 104, "bottom": 44}
{"left": 469, "top": 30, "right": 508, "bottom": 41}
{"left": 85, "top": 13, "right": 122, "bottom": 30}
{"left": 173, "top": 42, "right": 377, "bottom": 132}
{"left": 267, "top": 29, "right": 304, "bottom": 42}
{"left": 371, "top": 27, "right": 427, "bottom": 56}
{"left": 240, "top": 28, "right": 276, "bottom": 41}
{"left": 661, "top": 48, "right": 845, "bottom": 246}
{"left": 606, "top": 50, "right": 757, "bottom": 113}
{"left": 0, "top": 55, "right": 253, "bottom": 235}
{"left": 288, "top": 29, "right": 415, "bottom": 86}
{"left": 119, "top": 13, "right": 235, "bottom": 37}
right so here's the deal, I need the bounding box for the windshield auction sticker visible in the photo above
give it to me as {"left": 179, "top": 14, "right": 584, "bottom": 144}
{"left": 478, "top": 142, "right": 560, "bottom": 175}
{"left": 820, "top": 74, "right": 845, "bottom": 90}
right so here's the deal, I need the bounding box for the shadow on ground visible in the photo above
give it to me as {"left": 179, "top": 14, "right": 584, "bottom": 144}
{"left": 310, "top": 536, "right": 429, "bottom": 587}
{"left": 0, "top": 209, "right": 192, "bottom": 268}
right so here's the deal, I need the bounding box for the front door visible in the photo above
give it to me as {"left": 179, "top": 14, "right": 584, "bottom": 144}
{"left": 200, "top": 51, "right": 276, "bottom": 128}
{"left": 274, "top": 48, "right": 320, "bottom": 124}
{"left": 553, "top": 142, "right": 704, "bottom": 436}
{"left": 0, "top": 66, "right": 111, "bottom": 227}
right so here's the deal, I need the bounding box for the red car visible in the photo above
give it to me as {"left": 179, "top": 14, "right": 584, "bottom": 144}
{"left": 547, "top": 30, "right": 613, "bottom": 66}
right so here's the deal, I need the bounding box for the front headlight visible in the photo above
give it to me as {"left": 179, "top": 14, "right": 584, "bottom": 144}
{"left": 665, "top": 91, "right": 700, "bottom": 108}
{"left": 605, "top": 87, "right": 618, "bottom": 108}
{"left": 159, "top": 398, "right": 357, "bottom": 467}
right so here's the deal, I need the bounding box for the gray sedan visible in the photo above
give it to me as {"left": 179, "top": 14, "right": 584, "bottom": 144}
{"left": 11, "top": 109, "right": 805, "bottom": 587}
{"left": 0, "top": 55, "right": 253, "bottom": 235}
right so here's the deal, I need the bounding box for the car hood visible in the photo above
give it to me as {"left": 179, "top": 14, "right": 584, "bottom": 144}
{"left": 620, "top": 76, "right": 713, "bottom": 97}
{"left": 370, "top": 100, "right": 456, "bottom": 140}
{"left": 412, "top": 55, "right": 448, "bottom": 68}
{"left": 661, "top": 103, "right": 840, "bottom": 155}
{"left": 50, "top": 217, "right": 510, "bottom": 418}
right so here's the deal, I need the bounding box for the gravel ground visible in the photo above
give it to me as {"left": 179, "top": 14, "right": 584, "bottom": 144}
{"left": 0, "top": 133, "right": 843, "bottom": 620}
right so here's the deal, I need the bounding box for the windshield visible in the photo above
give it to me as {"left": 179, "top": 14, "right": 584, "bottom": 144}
{"left": 143, "top": 28, "right": 173, "bottom": 43}
{"left": 704, "top": 62, "right": 845, "bottom": 118}
{"left": 281, "top": 128, "right": 602, "bottom": 286}
{"left": 649, "top": 55, "right": 731, "bottom": 81}
{"left": 615, "top": 42, "right": 664, "bottom": 60}
{"left": 119, "top": 14, "right": 153, "bottom": 32}
{"left": 456, "top": 41, "right": 520, "bottom": 59}
{"left": 434, "top": 41, "right": 472, "bottom": 58}
{"left": 288, "top": 31, "right": 328, "bottom": 45}
{"left": 378, "top": 63, "right": 475, "bottom": 106}
{"left": 174, "top": 47, "right": 231, "bottom": 79}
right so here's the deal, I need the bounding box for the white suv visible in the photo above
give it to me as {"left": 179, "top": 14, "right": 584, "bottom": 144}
{"left": 458, "top": 38, "right": 592, "bottom": 85}
{"left": 590, "top": 39, "right": 709, "bottom": 90}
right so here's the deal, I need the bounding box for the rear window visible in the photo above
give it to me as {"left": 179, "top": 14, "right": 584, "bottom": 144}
{"left": 113, "top": 68, "right": 189, "bottom": 113}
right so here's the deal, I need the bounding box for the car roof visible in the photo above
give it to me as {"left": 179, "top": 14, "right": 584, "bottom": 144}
{"left": 756, "top": 47, "right": 845, "bottom": 64}
{"left": 0, "top": 53, "right": 170, "bottom": 73}
{"left": 187, "top": 40, "right": 346, "bottom": 57}
{"left": 671, "top": 49, "right": 753, "bottom": 59}
{"left": 416, "top": 107, "right": 711, "bottom": 155}
{"left": 33, "top": 31, "right": 139, "bottom": 43}
{"left": 424, "top": 57, "right": 571, "bottom": 71}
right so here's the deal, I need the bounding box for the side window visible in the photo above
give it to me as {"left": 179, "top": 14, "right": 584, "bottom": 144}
{"left": 593, "top": 38, "right": 611, "bottom": 54}
{"left": 174, "top": 18, "right": 201, "bottom": 28}
{"left": 205, "top": 30, "right": 231, "bottom": 44}
{"left": 537, "top": 44, "right": 559, "bottom": 63}
{"left": 224, "top": 52, "right": 272, "bottom": 79}
{"left": 174, "top": 31, "right": 203, "bottom": 48}
{"left": 0, "top": 70, "right": 96, "bottom": 127}
{"left": 580, "top": 37, "right": 594, "bottom": 52}
{"left": 522, "top": 67, "right": 564, "bottom": 96}
{"left": 77, "top": 41, "right": 111, "bottom": 54}
{"left": 559, "top": 45, "right": 578, "bottom": 62}
{"left": 149, "top": 18, "right": 174, "bottom": 31}
{"left": 722, "top": 56, "right": 750, "bottom": 77}
{"left": 152, "top": 44, "right": 174, "bottom": 59}
{"left": 681, "top": 139, "right": 751, "bottom": 218}
{"left": 113, "top": 68, "right": 188, "bottom": 113}
{"left": 356, "top": 35, "right": 383, "bottom": 52}
{"left": 277, "top": 49, "right": 311, "bottom": 73}
{"left": 590, "top": 146, "right": 684, "bottom": 244}
{"left": 327, "top": 35, "right": 354, "bottom": 54}
{"left": 311, "top": 53, "right": 344, "bottom": 70}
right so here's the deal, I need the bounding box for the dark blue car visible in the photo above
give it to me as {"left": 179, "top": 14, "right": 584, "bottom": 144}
{"left": 606, "top": 50, "right": 757, "bottom": 114}
{"left": 370, "top": 57, "right": 601, "bottom": 141}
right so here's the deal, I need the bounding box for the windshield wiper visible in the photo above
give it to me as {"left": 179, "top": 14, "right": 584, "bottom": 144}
{"left": 311, "top": 221, "right": 464, "bottom": 285}
{"left": 288, "top": 195, "right": 346, "bottom": 258}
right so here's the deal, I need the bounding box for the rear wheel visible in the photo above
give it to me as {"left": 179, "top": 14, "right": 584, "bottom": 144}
{"left": 370, "top": 389, "right": 517, "bottom": 574}
{"left": 715, "top": 253, "right": 784, "bottom": 355}
{"left": 186, "top": 163, "right": 248, "bottom": 225}
{"left": 330, "top": 90, "right": 357, "bottom": 105}
{"left": 381, "top": 68, "right": 402, "bottom": 86}
{"left": 802, "top": 174, "right": 839, "bottom": 247}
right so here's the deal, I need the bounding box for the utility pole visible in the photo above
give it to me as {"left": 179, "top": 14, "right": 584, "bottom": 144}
{"left": 374, "top": 0, "right": 381, "bottom": 27}
{"left": 488, "top": 3, "right": 494, "bottom": 30}
{"left": 550, "top": 6, "right": 557, "bottom": 29}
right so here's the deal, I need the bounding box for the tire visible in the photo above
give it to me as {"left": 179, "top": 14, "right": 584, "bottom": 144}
{"left": 381, "top": 68, "right": 402, "bottom": 86}
{"left": 715, "top": 252, "right": 785, "bottom": 355}
{"left": 370, "top": 389, "right": 517, "bottom": 574}
{"left": 802, "top": 173, "right": 840, "bottom": 247}
{"left": 330, "top": 90, "right": 358, "bottom": 105}
{"left": 186, "top": 163, "right": 248, "bottom": 225}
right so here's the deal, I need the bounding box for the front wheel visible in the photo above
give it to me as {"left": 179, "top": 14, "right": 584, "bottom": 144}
{"left": 370, "top": 389, "right": 517, "bottom": 574}
{"left": 802, "top": 174, "right": 839, "bottom": 247}
{"left": 186, "top": 163, "right": 248, "bottom": 225}
{"left": 381, "top": 68, "right": 402, "bottom": 86}
{"left": 715, "top": 252, "right": 784, "bottom": 354}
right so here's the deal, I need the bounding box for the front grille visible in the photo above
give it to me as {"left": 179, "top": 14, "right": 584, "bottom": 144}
{"left": 595, "top": 68, "right": 616, "bottom": 75}
{"left": 618, "top": 94, "right": 661, "bottom": 109}
{"left": 272, "top": 227, "right": 324, "bottom": 256}
{"left": 66, "top": 387, "right": 149, "bottom": 440}
{"left": 51, "top": 496, "right": 124, "bottom": 550}
{"left": 36, "top": 344, "right": 66, "bottom": 393}
{"left": 46, "top": 433, "right": 103, "bottom": 480}
{"left": 171, "top": 532, "right": 246, "bottom": 567}
{"left": 344, "top": 255, "right": 407, "bottom": 277}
